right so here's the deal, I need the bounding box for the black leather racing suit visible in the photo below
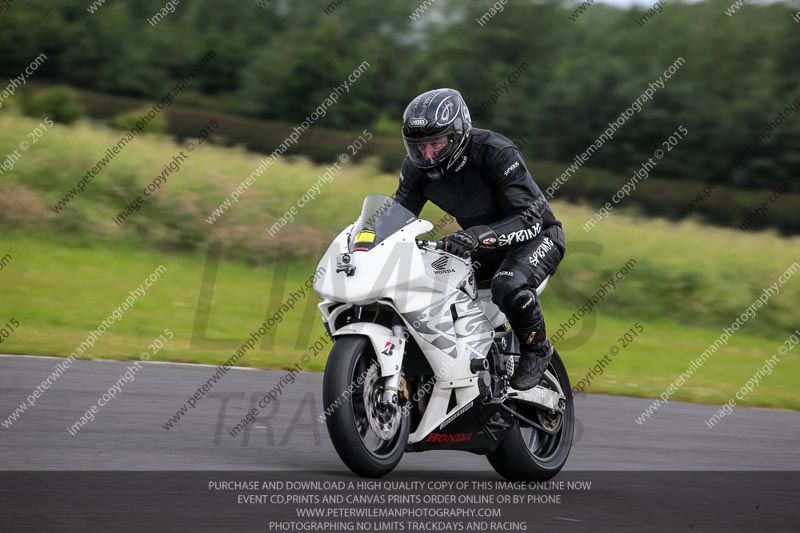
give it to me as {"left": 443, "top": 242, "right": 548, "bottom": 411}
{"left": 393, "top": 128, "right": 565, "bottom": 332}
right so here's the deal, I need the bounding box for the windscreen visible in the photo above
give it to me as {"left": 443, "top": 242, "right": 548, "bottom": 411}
{"left": 348, "top": 194, "right": 417, "bottom": 252}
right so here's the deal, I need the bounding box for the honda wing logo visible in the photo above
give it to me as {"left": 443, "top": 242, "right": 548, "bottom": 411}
{"left": 432, "top": 256, "right": 455, "bottom": 274}
{"left": 432, "top": 257, "right": 448, "bottom": 269}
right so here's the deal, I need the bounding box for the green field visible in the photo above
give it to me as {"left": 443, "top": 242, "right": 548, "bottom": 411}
{"left": 1, "top": 232, "right": 797, "bottom": 410}
{"left": 1, "top": 113, "right": 798, "bottom": 409}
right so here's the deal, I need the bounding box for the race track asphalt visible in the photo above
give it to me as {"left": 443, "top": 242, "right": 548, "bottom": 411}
{"left": 1, "top": 355, "right": 797, "bottom": 532}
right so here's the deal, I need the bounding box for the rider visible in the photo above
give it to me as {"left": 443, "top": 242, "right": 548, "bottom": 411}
{"left": 394, "top": 88, "right": 565, "bottom": 390}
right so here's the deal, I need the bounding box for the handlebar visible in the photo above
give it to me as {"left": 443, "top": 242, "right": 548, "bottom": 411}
{"left": 415, "top": 239, "right": 441, "bottom": 252}
{"left": 416, "top": 239, "right": 472, "bottom": 262}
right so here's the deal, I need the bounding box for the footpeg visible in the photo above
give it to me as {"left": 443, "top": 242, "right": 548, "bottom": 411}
{"left": 470, "top": 358, "right": 489, "bottom": 373}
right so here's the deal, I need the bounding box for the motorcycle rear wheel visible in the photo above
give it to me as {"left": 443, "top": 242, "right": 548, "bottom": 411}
{"left": 487, "top": 349, "right": 574, "bottom": 481}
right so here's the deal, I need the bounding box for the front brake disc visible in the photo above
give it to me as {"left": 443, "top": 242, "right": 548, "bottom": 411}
{"left": 362, "top": 363, "right": 402, "bottom": 440}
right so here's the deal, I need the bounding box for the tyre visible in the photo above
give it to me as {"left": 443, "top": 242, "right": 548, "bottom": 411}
{"left": 487, "top": 348, "right": 574, "bottom": 481}
{"left": 322, "top": 335, "right": 410, "bottom": 477}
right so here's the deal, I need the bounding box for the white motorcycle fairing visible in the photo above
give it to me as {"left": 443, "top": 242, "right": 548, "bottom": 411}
{"left": 315, "top": 217, "right": 499, "bottom": 443}
{"left": 314, "top": 207, "right": 562, "bottom": 447}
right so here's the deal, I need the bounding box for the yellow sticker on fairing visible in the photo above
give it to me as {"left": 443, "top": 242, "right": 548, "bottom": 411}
{"left": 354, "top": 230, "right": 375, "bottom": 243}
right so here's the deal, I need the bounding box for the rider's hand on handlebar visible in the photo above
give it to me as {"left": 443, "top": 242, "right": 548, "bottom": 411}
{"left": 436, "top": 230, "right": 478, "bottom": 258}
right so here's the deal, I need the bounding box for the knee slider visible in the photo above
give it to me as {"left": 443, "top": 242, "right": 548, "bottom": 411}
{"left": 490, "top": 273, "right": 524, "bottom": 310}
{"left": 509, "top": 288, "right": 538, "bottom": 314}
{"left": 507, "top": 287, "right": 543, "bottom": 326}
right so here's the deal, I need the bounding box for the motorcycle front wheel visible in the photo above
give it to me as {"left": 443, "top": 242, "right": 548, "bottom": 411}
{"left": 322, "top": 336, "right": 410, "bottom": 477}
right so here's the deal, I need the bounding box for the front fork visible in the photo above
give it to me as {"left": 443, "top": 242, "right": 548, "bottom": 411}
{"left": 380, "top": 323, "right": 407, "bottom": 407}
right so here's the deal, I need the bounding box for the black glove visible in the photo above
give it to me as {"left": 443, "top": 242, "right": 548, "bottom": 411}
{"left": 437, "top": 225, "right": 499, "bottom": 257}
{"left": 437, "top": 230, "right": 479, "bottom": 258}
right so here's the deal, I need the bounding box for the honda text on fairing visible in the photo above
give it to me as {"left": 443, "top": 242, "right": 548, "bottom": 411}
{"left": 313, "top": 194, "right": 574, "bottom": 480}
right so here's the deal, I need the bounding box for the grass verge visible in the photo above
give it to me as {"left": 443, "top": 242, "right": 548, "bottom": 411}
{"left": 1, "top": 233, "right": 796, "bottom": 410}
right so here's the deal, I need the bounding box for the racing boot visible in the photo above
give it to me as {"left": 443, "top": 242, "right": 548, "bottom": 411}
{"left": 510, "top": 320, "right": 553, "bottom": 391}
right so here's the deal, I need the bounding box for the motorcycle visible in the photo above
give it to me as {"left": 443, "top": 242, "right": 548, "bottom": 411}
{"left": 313, "top": 193, "right": 573, "bottom": 480}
